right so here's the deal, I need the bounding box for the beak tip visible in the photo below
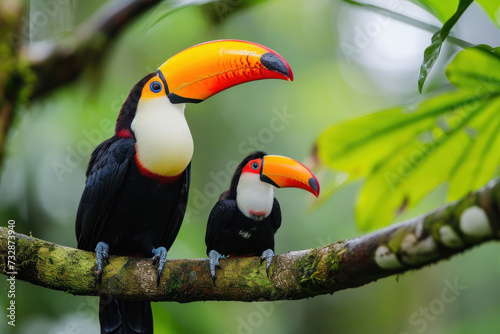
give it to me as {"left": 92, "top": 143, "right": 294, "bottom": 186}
{"left": 260, "top": 52, "right": 293, "bottom": 81}
{"left": 308, "top": 177, "right": 320, "bottom": 197}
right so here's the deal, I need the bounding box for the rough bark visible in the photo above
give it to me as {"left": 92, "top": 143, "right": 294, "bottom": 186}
{"left": 1, "top": 178, "right": 499, "bottom": 303}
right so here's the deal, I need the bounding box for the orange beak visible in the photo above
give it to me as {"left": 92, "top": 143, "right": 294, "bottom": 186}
{"left": 260, "top": 155, "right": 320, "bottom": 197}
{"left": 157, "top": 39, "right": 293, "bottom": 104}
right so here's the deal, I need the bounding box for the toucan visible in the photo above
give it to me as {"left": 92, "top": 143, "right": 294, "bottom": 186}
{"left": 75, "top": 40, "right": 293, "bottom": 334}
{"left": 205, "top": 151, "right": 320, "bottom": 282}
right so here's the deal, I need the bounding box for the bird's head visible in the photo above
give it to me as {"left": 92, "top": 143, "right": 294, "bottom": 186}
{"left": 115, "top": 39, "right": 293, "bottom": 137}
{"left": 114, "top": 40, "right": 293, "bottom": 179}
{"left": 239, "top": 152, "right": 320, "bottom": 195}
{"left": 232, "top": 151, "right": 319, "bottom": 219}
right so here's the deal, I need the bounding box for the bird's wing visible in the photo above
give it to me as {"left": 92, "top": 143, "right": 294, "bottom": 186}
{"left": 75, "top": 136, "right": 135, "bottom": 251}
{"left": 205, "top": 193, "right": 236, "bottom": 255}
{"left": 159, "top": 163, "right": 191, "bottom": 250}
{"left": 270, "top": 198, "right": 282, "bottom": 232}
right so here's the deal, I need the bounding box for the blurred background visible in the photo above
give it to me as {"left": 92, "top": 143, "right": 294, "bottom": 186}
{"left": 1, "top": 0, "right": 500, "bottom": 333}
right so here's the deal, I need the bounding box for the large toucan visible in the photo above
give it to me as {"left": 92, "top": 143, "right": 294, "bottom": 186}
{"left": 75, "top": 40, "right": 293, "bottom": 334}
{"left": 205, "top": 151, "right": 319, "bottom": 281}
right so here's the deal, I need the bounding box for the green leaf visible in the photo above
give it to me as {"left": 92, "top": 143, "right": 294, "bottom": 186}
{"left": 447, "top": 98, "right": 500, "bottom": 200}
{"left": 475, "top": 0, "right": 500, "bottom": 29}
{"left": 418, "top": 0, "right": 473, "bottom": 93}
{"left": 409, "top": 0, "right": 459, "bottom": 22}
{"left": 445, "top": 46, "right": 500, "bottom": 200}
{"left": 317, "top": 105, "right": 443, "bottom": 180}
{"left": 356, "top": 93, "right": 490, "bottom": 230}
{"left": 316, "top": 91, "right": 487, "bottom": 180}
{"left": 446, "top": 46, "right": 500, "bottom": 91}
{"left": 317, "top": 46, "right": 500, "bottom": 230}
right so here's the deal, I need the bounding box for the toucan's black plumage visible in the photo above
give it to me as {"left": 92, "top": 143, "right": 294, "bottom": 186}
{"left": 205, "top": 151, "right": 281, "bottom": 259}
{"left": 205, "top": 151, "right": 319, "bottom": 282}
{"left": 76, "top": 74, "right": 190, "bottom": 334}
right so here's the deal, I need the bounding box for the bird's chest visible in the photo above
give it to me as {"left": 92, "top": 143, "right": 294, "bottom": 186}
{"left": 105, "top": 166, "right": 185, "bottom": 251}
{"left": 221, "top": 211, "right": 276, "bottom": 255}
{"left": 236, "top": 176, "right": 274, "bottom": 219}
{"left": 132, "top": 99, "right": 193, "bottom": 177}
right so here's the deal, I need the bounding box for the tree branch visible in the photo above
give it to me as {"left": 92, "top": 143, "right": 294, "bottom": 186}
{"left": 2, "top": 178, "right": 499, "bottom": 303}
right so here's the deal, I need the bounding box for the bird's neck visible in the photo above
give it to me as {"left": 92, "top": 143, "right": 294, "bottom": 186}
{"left": 131, "top": 97, "right": 193, "bottom": 177}
{"left": 236, "top": 173, "right": 274, "bottom": 220}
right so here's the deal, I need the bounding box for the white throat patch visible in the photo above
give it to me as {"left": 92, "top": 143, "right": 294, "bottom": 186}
{"left": 131, "top": 97, "right": 193, "bottom": 177}
{"left": 236, "top": 172, "right": 274, "bottom": 220}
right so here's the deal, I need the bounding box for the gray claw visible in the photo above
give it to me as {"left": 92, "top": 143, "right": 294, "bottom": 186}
{"left": 208, "top": 250, "right": 224, "bottom": 284}
{"left": 261, "top": 249, "right": 275, "bottom": 276}
{"left": 95, "top": 242, "right": 109, "bottom": 280}
{"left": 152, "top": 246, "right": 167, "bottom": 286}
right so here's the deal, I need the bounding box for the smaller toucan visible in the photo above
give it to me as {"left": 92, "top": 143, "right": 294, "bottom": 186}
{"left": 205, "top": 151, "right": 320, "bottom": 281}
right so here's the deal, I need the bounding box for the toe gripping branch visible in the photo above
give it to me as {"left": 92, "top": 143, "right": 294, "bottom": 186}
{"left": 208, "top": 249, "right": 274, "bottom": 284}
{"left": 152, "top": 246, "right": 168, "bottom": 287}
{"left": 261, "top": 249, "right": 275, "bottom": 277}
{"left": 94, "top": 243, "right": 168, "bottom": 287}
{"left": 208, "top": 250, "right": 224, "bottom": 285}
{"left": 95, "top": 242, "right": 109, "bottom": 282}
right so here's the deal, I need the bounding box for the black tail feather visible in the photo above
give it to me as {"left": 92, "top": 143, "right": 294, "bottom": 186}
{"left": 99, "top": 297, "right": 153, "bottom": 334}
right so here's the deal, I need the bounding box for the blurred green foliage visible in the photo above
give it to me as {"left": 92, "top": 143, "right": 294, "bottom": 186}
{"left": 410, "top": 0, "right": 499, "bottom": 28}
{"left": 475, "top": 0, "right": 500, "bottom": 29}
{"left": 317, "top": 46, "right": 500, "bottom": 230}
{"left": 1, "top": 0, "right": 500, "bottom": 334}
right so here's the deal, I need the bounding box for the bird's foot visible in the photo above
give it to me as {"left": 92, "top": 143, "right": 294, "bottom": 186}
{"left": 152, "top": 246, "right": 167, "bottom": 287}
{"left": 208, "top": 250, "right": 225, "bottom": 285}
{"left": 260, "top": 249, "right": 275, "bottom": 277}
{"left": 95, "top": 242, "right": 109, "bottom": 282}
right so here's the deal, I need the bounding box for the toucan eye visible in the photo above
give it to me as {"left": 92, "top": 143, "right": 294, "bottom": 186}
{"left": 150, "top": 81, "right": 162, "bottom": 93}
{"left": 251, "top": 162, "right": 259, "bottom": 170}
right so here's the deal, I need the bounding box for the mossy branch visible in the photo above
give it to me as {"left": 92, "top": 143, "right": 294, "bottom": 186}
{"left": 1, "top": 178, "right": 499, "bottom": 303}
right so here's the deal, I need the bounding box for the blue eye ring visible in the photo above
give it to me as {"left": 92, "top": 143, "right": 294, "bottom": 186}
{"left": 150, "top": 81, "right": 162, "bottom": 93}
{"left": 251, "top": 162, "right": 259, "bottom": 170}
